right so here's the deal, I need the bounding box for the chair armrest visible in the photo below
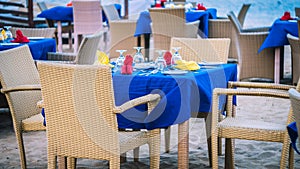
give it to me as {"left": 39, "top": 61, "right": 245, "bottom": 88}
{"left": 113, "top": 94, "right": 161, "bottom": 114}
{"left": 228, "top": 81, "right": 295, "bottom": 91}
{"left": 211, "top": 88, "right": 290, "bottom": 127}
{"left": 1, "top": 84, "right": 41, "bottom": 93}
{"left": 47, "top": 52, "right": 76, "bottom": 61}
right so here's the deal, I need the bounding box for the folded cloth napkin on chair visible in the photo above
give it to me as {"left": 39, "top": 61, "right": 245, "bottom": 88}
{"left": 197, "top": 3, "right": 207, "bottom": 10}
{"left": 280, "top": 11, "right": 293, "bottom": 20}
{"left": 163, "top": 51, "right": 173, "bottom": 66}
{"left": 121, "top": 54, "right": 133, "bottom": 74}
{"left": 11, "top": 30, "right": 29, "bottom": 43}
{"left": 94, "top": 50, "right": 114, "bottom": 67}
{"left": 175, "top": 60, "right": 200, "bottom": 71}
{"left": 287, "top": 122, "right": 300, "bottom": 154}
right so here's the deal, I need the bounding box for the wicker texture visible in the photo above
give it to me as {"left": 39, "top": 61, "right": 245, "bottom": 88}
{"left": 149, "top": 7, "right": 199, "bottom": 50}
{"left": 170, "top": 37, "right": 230, "bottom": 63}
{"left": 227, "top": 11, "right": 274, "bottom": 81}
{"left": 208, "top": 4, "right": 250, "bottom": 61}
{"left": 0, "top": 45, "right": 45, "bottom": 169}
{"left": 46, "top": 32, "right": 103, "bottom": 64}
{"left": 288, "top": 87, "right": 300, "bottom": 152}
{"left": 10, "top": 27, "right": 56, "bottom": 38}
{"left": 37, "top": 62, "right": 161, "bottom": 168}
{"left": 109, "top": 20, "right": 139, "bottom": 58}
{"left": 211, "top": 81, "right": 297, "bottom": 168}
{"left": 72, "top": 0, "right": 105, "bottom": 52}
{"left": 287, "top": 33, "right": 300, "bottom": 85}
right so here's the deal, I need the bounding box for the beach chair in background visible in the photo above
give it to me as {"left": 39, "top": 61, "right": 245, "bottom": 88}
{"left": 149, "top": 7, "right": 199, "bottom": 51}
{"left": 287, "top": 33, "right": 300, "bottom": 85}
{"left": 0, "top": 46, "right": 46, "bottom": 169}
{"left": 46, "top": 32, "right": 103, "bottom": 64}
{"left": 288, "top": 87, "right": 300, "bottom": 156}
{"left": 295, "top": 7, "right": 300, "bottom": 18}
{"left": 211, "top": 81, "right": 296, "bottom": 168}
{"left": 10, "top": 27, "right": 56, "bottom": 38}
{"left": 208, "top": 3, "right": 251, "bottom": 62}
{"left": 37, "top": 62, "right": 161, "bottom": 168}
{"left": 72, "top": 0, "right": 107, "bottom": 52}
{"left": 227, "top": 11, "right": 274, "bottom": 82}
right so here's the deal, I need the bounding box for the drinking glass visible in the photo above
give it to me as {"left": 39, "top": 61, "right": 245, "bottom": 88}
{"left": 4, "top": 26, "right": 12, "bottom": 39}
{"left": 114, "top": 50, "right": 127, "bottom": 72}
{"left": 155, "top": 50, "right": 167, "bottom": 71}
{"left": 133, "top": 47, "right": 144, "bottom": 63}
{"left": 171, "top": 47, "right": 182, "bottom": 64}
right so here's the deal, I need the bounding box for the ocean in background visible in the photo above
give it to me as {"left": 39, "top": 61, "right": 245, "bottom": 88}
{"left": 41, "top": 0, "right": 299, "bottom": 28}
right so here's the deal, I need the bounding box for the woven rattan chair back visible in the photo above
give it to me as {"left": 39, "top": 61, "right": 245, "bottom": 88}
{"left": 237, "top": 3, "right": 251, "bottom": 27}
{"left": 109, "top": 20, "right": 138, "bottom": 58}
{"left": 228, "top": 11, "right": 274, "bottom": 81}
{"left": 0, "top": 45, "right": 45, "bottom": 169}
{"left": 102, "top": 4, "right": 121, "bottom": 22}
{"left": 37, "top": 62, "right": 161, "bottom": 168}
{"left": 170, "top": 37, "right": 230, "bottom": 63}
{"left": 72, "top": 0, "right": 103, "bottom": 52}
{"left": 10, "top": 27, "right": 56, "bottom": 38}
{"left": 149, "top": 7, "right": 198, "bottom": 50}
{"left": 295, "top": 7, "right": 300, "bottom": 18}
{"left": 75, "top": 32, "right": 103, "bottom": 64}
{"left": 287, "top": 33, "right": 300, "bottom": 85}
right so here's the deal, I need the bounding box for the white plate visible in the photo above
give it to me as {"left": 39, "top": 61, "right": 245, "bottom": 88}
{"left": 162, "top": 70, "right": 188, "bottom": 75}
{"left": 134, "top": 63, "right": 155, "bottom": 69}
{"left": 0, "top": 43, "right": 20, "bottom": 46}
{"left": 198, "top": 62, "right": 223, "bottom": 66}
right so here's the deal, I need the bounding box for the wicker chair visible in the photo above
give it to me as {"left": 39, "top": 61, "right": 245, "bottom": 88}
{"left": 170, "top": 37, "right": 230, "bottom": 63}
{"left": 46, "top": 32, "right": 103, "bottom": 64}
{"left": 149, "top": 7, "right": 199, "bottom": 51}
{"left": 109, "top": 20, "right": 139, "bottom": 59}
{"left": 227, "top": 11, "right": 274, "bottom": 82}
{"left": 287, "top": 33, "right": 300, "bottom": 85}
{"left": 72, "top": 0, "right": 107, "bottom": 52}
{"left": 208, "top": 4, "right": 251, "bottom": 62}
{"left": 10, "top": 27, "right": 56, "bottom": 38}
{"left": 102, "top": 4, "right": 122, "bottom": 22}
{"left": 0, "top": 45, "right": 46, "bottom": 169}
{"left": 37, "top": 1, "right": 73, "bottom": 50}
{"left": 295, "top": 7, "right": 300, "bottom": 18}
{"left": 211, "top": 81, "right": 296, "bottom": 168}
{"left": 37, "top": 62, "right": 161, "bottom": 168}
{"left": 288, "top": 87, "right": 300, "bottom": 155}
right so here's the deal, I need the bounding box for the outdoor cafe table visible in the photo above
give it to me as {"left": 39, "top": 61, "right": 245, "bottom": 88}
{"left": 37, "top": 4, "right": 121, "bottom": 52}
{"left": 258, "top": 19, "right": 298, "bottom": 83}
{"left": 112, "top": 63, "right": 237, "bottom": 168}
{"left": 0, "top": 38, "right": 56, "bottom": 60}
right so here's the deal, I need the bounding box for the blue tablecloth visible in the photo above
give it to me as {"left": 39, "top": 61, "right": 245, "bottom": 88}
{"left": 134, "top": 8, "right": 217, "bottom": 37}
{"left": 0, "top": 38, "right": 56, "bottom": 60}
{"left": 113, "top": 64, "right": 237, "bottom": 130}
{"left": 37, "top": 4, "right": 121, "bottom": 23}
{"left": 258, "top": 19, "right": 299, "bottom": 53}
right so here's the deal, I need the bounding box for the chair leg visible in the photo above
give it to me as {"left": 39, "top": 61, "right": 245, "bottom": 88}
{"left": 67, "top": 157, "right": 76, "bottom": 169}
{"left": 211, "top": 131, "right": 219, "bottom": 169}
{"left": 225, "top": 138, "right": 235, "bottom": 169}
{"left": 133, "top": 147, "right": 140, "bottom": 162}
{"left": 110, "top": 155, "right": 121, "bottom": 169}
{"left": 15, "top": 132, "right": 26, "bottom": 169}
{"left": 47, "top": 154, "right": 56, "bottom": 169}
{"left": 68, "top": 31, "right": 72, "bottom": 50}
{"left": 164, "top": 127, "right": 171, "bottom": 153}
{"left": 288, "top": 144, "right": 294, "bottom": 169}
{"left": 120, "top": 153, "right": 127, "bottom": 163}
{"left": 74, "top": 34, "right": 78, "bottom": 53}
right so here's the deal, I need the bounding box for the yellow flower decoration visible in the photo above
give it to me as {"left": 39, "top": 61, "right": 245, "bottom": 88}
{"left": 1, "top": 29, "right": 7, "bottom": 40}
{"left": 94, "top": 50, "right": 114, "bottom": 67}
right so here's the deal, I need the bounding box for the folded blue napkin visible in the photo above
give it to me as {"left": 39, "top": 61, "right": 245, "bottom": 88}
{"left": 287, "top": 122, "right": 300, "bottom": 154}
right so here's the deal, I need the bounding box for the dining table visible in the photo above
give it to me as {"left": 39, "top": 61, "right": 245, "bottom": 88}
{"left": 37, "top": 4, "right": 121, "bottom": 52}
{"left": 258, "top": 18, "right": 298, "bottom": 84}
{"left": 0, "top": 38, "right": 56, "bottom": 60}
{"left": 112, "top": 63, "right": 237, "bottom": 168}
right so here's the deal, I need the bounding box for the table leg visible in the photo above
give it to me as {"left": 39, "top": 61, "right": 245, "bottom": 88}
{"left": 274, "top": 47, "right": 280, "bottom": 84}
{"left": 178, "top": 120, "right": 189, "bottom": 169}
{"left": 57, "top": 21, "right": 63, "bottom": 52}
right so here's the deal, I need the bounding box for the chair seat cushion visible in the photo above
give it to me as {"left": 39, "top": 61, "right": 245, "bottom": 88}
{"left": 218, "top": 117, "right": 286, "bottom": 142}
{"left": 119, "top": 130, "right": 150, "bottom": 154}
